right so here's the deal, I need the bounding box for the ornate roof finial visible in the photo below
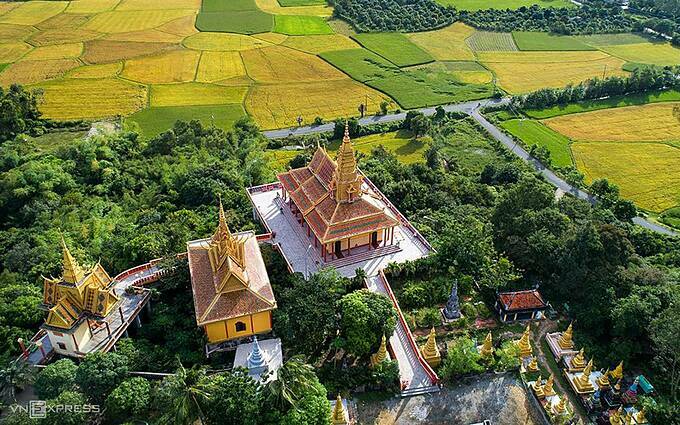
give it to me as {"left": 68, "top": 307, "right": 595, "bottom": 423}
{"left": 246, "top": 336, "right": 268, "bottom": 375}
{"left": 611, "top": 360, "right": 624, "bottom": 380}
{"left": 343, "top": 120, "right": 350, "bottom": 142}
{"left": 371, "top": 334, "right": 388, "bottom": 366}
{"left": 332, "top": 120, "right": 362, "bottom": 203}
{"left": 517, "top": 323, "right": 532, "bottom": 358}
{"left": 60, "top": 235, "right": 84, "bottom": 284}
{"left": 480, "top": 332, "right": 493, "bottom": 359}
{"left": 421, "top": 327, "right": 441, "bottom": 367}
{"left": 332, "top": 394, "right": 348, "bottom": 425}
{"left": 559, "top": 322, "right": 574, "bottom": 349}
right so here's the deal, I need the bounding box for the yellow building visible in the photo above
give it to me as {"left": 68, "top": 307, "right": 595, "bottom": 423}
{"left": 277, "top": 123, "right": 399, "bottom": 262}
{"left": 188, "top": 202, "right": 277, "bottom": 344}
{"left": 41, "top": 238, "right": 120, "bottom": 356}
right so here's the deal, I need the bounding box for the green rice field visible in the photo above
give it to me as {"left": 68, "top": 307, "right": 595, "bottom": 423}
{"left": 500, "top": 119, "right": 573, "bottom": 168}
{"left": 126, "top": 104, "right": 246, "bottom": 138}
{"left": 352, "top": 33, "right": 434, "bottom": 67}
{"left": 512, "top": 32, "right": 596, "bottom": 51}
{"left": 465, "top": 31, "right": 518, "bottom": 51}
{"left": 273, "top": 15, "right": 332, "bottom": 35}
{"left": 196, "top": 0, "right": 273, "bottom": 34}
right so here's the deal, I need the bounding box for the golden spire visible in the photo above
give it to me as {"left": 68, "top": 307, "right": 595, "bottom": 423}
{"left": 517, "top": 323, "right": 532, "bottom": 358}
{"left": 553, "top": 395, "right": 567, "bottom": 414}
{"left": 532, "top": 374, "right": 544, "bottom": 397}
{"left": 331, "top": 394, "right": 347, "bottom": 425}
{"left": 624, "top": 411, "right": 633, "bottom": 425}
{"left": 371, "top": 334, "right": 388, "bottom": 366}
{"left": 480, "top": 332, "right": 493, "bottom": 359}
{"left": 544, "top": 374, "right": 555, "bottom": 396}
{"left": 572, "top": 359, "right": 595, "bottom": 394}
{"left": 634, "top": 407, "right": 646, "bottom": 423}
{"left": 610, "top": 406, "right": 624, "bottom": 425}
{"left": 527, "top": 356, "right": 539, "bottom": 372}
{"left": 597, "top": 368, "right": 611, "bottom": 389}
{"left": 559, "top": 322, "right": 574, "bottom": 350}
{"left": 213, "top": 196, "right": 232, "bottom": 241}
{"left": 332, "top": 121, "right": 363, "bottom": 203}
{"left": 61, "top": 236, "right": 84, "bottom": 284}
{"left": 420, "top": 327, "right": 441, "bottom": 367}
{"left": 611, "top": 360, "right": 623, "bottom": 380}
{"left": 571, "top": 348, "right": 586, "bottom": 369}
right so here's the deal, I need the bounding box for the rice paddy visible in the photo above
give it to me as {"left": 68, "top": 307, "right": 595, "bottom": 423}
{"left": 0, "top": 58, "right": 81, "bottom": 85}
{"left": 183, "top": 32, "right": 271, "bottom": 51}
{"left": 242, "top": 45, "right": 345, "bottom": 82}
{"left": 572, "top": 142, "right": 680, "bottom": 212}
{"left": 466, "top": 31, "right": 517, "bottom": 52}
{"left": 281, "top": 34, "right": 359, "bottom": 54}
{"left": 150, "top": 82, "right": 248, "bottom": 106}
{"left": 122, "top": 49, "right": 201, "bottom": 83}
{"left": 83, "top": 9, "right": 195, "bottom": 33}
{"left": 544, "top": 103, "right": 680, "bottom": 143}
{"left": 196, "top": 51, "right": 247, "bottom": 83}
{"left": 126, "top": 104, "right": 246, "bottom": 138}
{"left": 68, "top": 62, "right": 123, "bottom": 79}
{"left": 82, "top": 40, "right": 177, "bottom": 64}
{"left": 327, "top": 130, "right": 426, "bottom": 164}
{"left": 0, "top": 42, "right": 31, "bottom": 62}
{"left": 500, "top": 119, "right": 573, "bottom": 168}
{"left": 597, "top": 43, "right": 680, "bottom": 67}
{"left": 22, "top": 42, "right": 83, "bottom": 61}
{"left": 0, "top": 1, "right": 68, "bottom": 25}
{"left": 273, "top": 15, "right": 332, "bottom": 36}
{"left": 407, "top": 23, "right": 476, "bottom": 61}
{"left": 353, "top": 33, "right": 434, "bottom": 67}
{"left": 512, "top": 32, "right": 596, "bottom": 51}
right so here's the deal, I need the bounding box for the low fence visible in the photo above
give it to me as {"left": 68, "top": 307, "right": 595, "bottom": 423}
{"left": 377, "top": 270, "right": 440, "bottom": 386}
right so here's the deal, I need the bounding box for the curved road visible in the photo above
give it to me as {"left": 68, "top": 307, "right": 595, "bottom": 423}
{"left": 263, "top": 98, "right": 678, "bottom": 237}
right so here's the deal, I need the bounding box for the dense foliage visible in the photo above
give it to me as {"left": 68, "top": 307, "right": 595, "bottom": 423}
{"left": 631, "top": 0, "right": 680, "bottom": 20}
{"left": 511, "top": 66, "right": 680, "bottom": 110}
{"left": 332, "top": 0, "right": 457, "bottom": 32}
{"left": 0, "top": 85, "right": 42, "bottom": 143}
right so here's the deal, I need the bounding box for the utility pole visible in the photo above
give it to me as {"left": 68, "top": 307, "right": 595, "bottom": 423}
{"left": 602, "top": 64, "right": 607, "bottom": 79}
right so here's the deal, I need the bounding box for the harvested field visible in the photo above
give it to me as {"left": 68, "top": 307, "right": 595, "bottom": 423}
{"left": 252, "top": 32, "right": 288, "bottom": 44}
{"left": 196, "top": 51, "right": 247, "bottom": 83}
{"left": 116, "top": 0, "right": 201, "bottom": 11}
{"left": 122, "top": 49, "right": 200, "bottom": 83}
{"left": 127, "top": 104, "right": 245, "bottom": 138}
{"left": 0, "top": 1, "right": 68, "bottom": 25}
{"left": 0, "top": 3, "right": 20, "bottom": 16}
{"left": 598, "top": 43, "right": 680, "bottom": 67}
{"left": 273, "top": 15, "right": 332, "bottom": 35}
{"left": 466, "top": 31, "right": 517, "bottom": 51}
{"left": 67, "top": 62, "right": 122, "bottom": 78}
{"left": 35, "top": 12, "right": 91, "bottom": 29}
{"left": 104, "top": 29, "right": 184, "bottom": 43}
{"left": 150, "top": 82, "right": 247, "bottom": 106}
{"left": 0, "top": 24, "right": 36, "bottom": 42}
{"left": 281, "top": 34, "right": 358, "bottom": 54}
{"left": 478, "top": 51, "right": 626, "bottom": 93}
{"left": 255, "top": 0, "right": 332, "bottom": 16}
{"left": 29, "top": 28, "right": 101, "bottom": 46}
{"left": 245, "top": 79, "right": 388, "bottom": 129}
{"left": 183, "top": 32, "right": 270, "bottom": 51}
{"left": 0, "top": 42, "right": 31, "bottom": 62}
{"left": 407, "top": 23, "right": 476, "bottom": 61}
{"left": 156, "top": 15, "right": 199, "bottom": 37}
{"left": 512, "top": 32, "right": 596, "bottom": 51}
{"left": 65, "top": 0, "right": 121, "bottom": 14}
{"left": 353, "top": 33, "right": 433, "bottom": 67}
{"left": 83, "top": 40, "right": 176, "bottom": 64}
{"left": 241, "top": 45, "right": 345, "bottom": 82}
{"left": 572, "top": 142, "right": 680, "bottom": 212}
{"left": 83, "top": 10, "right": 196, "bottom": 33}
{"left": 0, "top": 58, "right": 80, "bottom": 85}
{"left": 32, "top": 78, "right": 148, "bottom": 120}
{"left": 574, "top": 33, "right": 655, "bottom": 47}
{"left": 544, "top": 103, "right": 680, "bottom": 142}
{"left": 22, "top": 42, "right": 83, "bottom": 61}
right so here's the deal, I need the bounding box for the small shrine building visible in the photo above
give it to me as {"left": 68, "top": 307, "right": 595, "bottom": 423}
{"left": 188, "top": 202, "right": 277, "bottom": 344}
{"left": 495, "top": 288, "right": 549, "bottom": 322}
{"left": 276, "top": 124, "right": 399, "bottom": 262}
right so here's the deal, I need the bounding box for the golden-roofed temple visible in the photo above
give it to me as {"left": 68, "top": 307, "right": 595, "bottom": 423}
{"left": 188, "top": 201, "right": 277, "bottom": 344}
{"left": 276, "top": 123, "right": 399, "bottom": 262}
{"left": 40, "top": 238, "right": 120, "bottom": 356}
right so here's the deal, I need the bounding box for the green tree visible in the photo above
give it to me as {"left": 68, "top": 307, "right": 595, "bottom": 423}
{"left": 649, "top": 300, "right": 680, "bottom": 403}
{"left": 0, "top": 359, "right": 34, "bottom": 403}
{"left": 337, "top": 289, "right": 396, "bottom": 357}
{"left": 202, "top": 369, "right": 263, "bottom": 425}
{"left": 105, "top": 377, "right": 151, "bottom": 423}
{"left": 155, "top": 364, "right": 211, "bottom": 425}
{"left": 439, "top": 336, "right": 484, "bottom": 380}
{"left": 34, "top": 358, "right": 77, "bottom": 400}
{"left": 0, "top": 85, "right": 43, "bottom": 143}
{"left": 44, "top": 390, "right": 89, "bottom": 425}
{"left": 266, "top": 356, "right": 320, "bottom": 411}
{"left": 74, "top": 352, "right": 129, "bottom": 403}
{"left": 280, "top": 381, "right": 331, "bottom": 425}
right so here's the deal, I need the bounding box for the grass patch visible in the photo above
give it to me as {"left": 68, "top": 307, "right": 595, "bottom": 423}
{"left": 574, "top": 32, "right": 657, "bottom": 47}
{"left": 0, "top": 63, "right": 7, "bottom": 73}
{"left": 407, "top": 23, "right": 476, "bottom": 61}
{"left": 435, "top": 0, "right": 574, "bottom": 10}
{"left": 327, "top": 130, "right": 426, "bottom": 164}
{"left": 466, "top": 31, "right": 517, "bottom": 51}
{"left": 523, "top": 89, "right": 680, "bottom": 119}
{"left": 127, "top": 104, "right": 246, "bottom": 138}
{"left": 353, "top": 33, "right": 434, "bottom": 67}
{"left": 196, "top": 0, "right": 273, "bottom": 34}
{"left": 512, "top": 32, "right": 596, "bottom": 51}
{"left": 439, "top": 116, "right": 505, "bottom": 175}
{"left": 277, "top": 0, "right": 326, "bottom": 5}
{"left": 597, "top": 42, "right": 680, "bottom": 67}
{"left": 264, "top": 149, "right": 300, "bottom": 171}
{"left": 28, "top": 130, "right": 88, "bottom": 151}
{"left": 320, "top": 48, "right": 493, "bottom": 109}
{"left": 543, "top": 102, "right": 680, "bottom": 143}
{"left": 500, "top": 119, "right": 573, "bottom": 168}
{"left": 572, "top": 142, "right": 680, "bottom": 213}
{"left": 659, "top": 206, "right": 680, "bottom": 230}
{"left": 273, "top": 15, "right": 332, "bottom": 35}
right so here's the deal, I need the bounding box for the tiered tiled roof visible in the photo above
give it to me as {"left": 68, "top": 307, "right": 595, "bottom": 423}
{"left": 41, "top": 239, "right": 120, "bottom": 330}
{"left": 188, "top": 203, "right": 276, "bottom": 326}
{"left": 498, "top": 289, "right": 547, "bottom": 311}
{"left": 277, "top": 127, "right": 398, "bottom": 244}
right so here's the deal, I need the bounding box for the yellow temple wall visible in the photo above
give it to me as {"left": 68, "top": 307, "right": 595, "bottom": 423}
{"left": 48, "top": 321, "right": 91, "bottom": 356}
{"left": 204, "top": 311, "right": 272, "bottom": 343}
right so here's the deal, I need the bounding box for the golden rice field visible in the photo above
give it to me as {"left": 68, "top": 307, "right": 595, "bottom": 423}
{"left": 281, "top": 34, "right": 359, "bottom": 54}
{"left": 122, "top": 49, "right": 201, "bottom": 83}
{"left": 196, "top": 51, "right": 247, "bottom": 83}
{"left": 65, "top": 0, "right": 121, "bottom": 14}
{"left": 0, "top": 1, "right": 67, "bottom": 25}
{"left": 255, "top": 0, "right": 332, "bottom": 17}
{"left": 68, "top": 62, "right": 122, "bottom": 78}
{"left": 83, "top": 10, "right": 195, "bottom": 33}
{"left": 104, "top": 29, "right": 184, "bottom": 43}
{"left": 22, "top": 42, "right": 83, "bottom": 60}
{"left": 0, "top": 58, "right": 80, "bottom": 85}
{"left": 599, "top": 43, "right": 680, "bottom": 67}
{"left": 82, "top": 40, "right": 176, "bottom": 63}
{"left": 35, "top": 12, "right": 91, "bottom": 29}
{"left": 241, "top": 45, "right": 345, "bottom": 83}
{"left": 183, "top": 32, "right": 271, "bottom": 51}
{"left": 544, "top": 103, "right": 680, "bottom": 142}
{"left": 29, "top": 28, "right": 101, "bottom": 46}
{"left": 32, "top": 78, "right": 148, "bottom": 119}
{"left": 407, "top": 23, "right": 476, "bottom": 61}
{"left": 572, "top": 142, "right": 680, "bottom": 212}
{"left": 115, "top": 0, "right": 200, "bottom": 11}
{"left": 478, "top": 51, "right": 627, "bottom": 93}
{"left": 150, "top": 83, "right": 248, "bottom": 106}
{"left": 252, "top": 32, "right": 288, "bottom": 45}
{"left": 0, "top": 42, "right": 31, "bottom": 62}
{"left": 245, "top": 80, "right": 388, "bottom": 129}
{"left": 0, "top": 23, "right": 36, "bottom": 41}
{"left": 155, "top": 15, "right": 198, "bottom": 37}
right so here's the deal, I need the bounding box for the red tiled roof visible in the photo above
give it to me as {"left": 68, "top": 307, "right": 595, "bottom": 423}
{"left": 188, "top": 231, "right": 276, "bottom": 326}
{"left": 498, "top": 290, "right": 547, "bottom": 311}
{"left": 276, "top": 147, "right": 398, "bottom": 243}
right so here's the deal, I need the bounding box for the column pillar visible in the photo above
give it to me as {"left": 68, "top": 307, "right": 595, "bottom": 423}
{"left": 347, "top": 237, "right": 351, "bottom": 256}
{"left": 71, "top": 334, "right": 79, "bottom": 352}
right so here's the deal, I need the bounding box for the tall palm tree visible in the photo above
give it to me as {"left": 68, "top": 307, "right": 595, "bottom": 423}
{"left": 0, "top": 359, "right": 34, "bottom": 403}
{"left": 265, "top": 356, "right": 319, "bottom": 411}
{"left": 159, "top": 362, "right": 211, "bottom": 425}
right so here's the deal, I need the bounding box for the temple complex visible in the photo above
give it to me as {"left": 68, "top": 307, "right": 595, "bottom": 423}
{"left": 188, "top": 202, "right": 276, "bottom": 344}
{"left": 40, "top": 238, "right": 121, "bottom": 356}
{"left": 276, "top": 124, "right": 399, "bottom": 262}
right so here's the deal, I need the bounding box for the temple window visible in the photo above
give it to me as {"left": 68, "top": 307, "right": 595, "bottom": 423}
{"left": 235, "top": 321, "right": 246, "bottom": 332}
{"left": 57, "top": 342, "right": 66, "bottom": 350}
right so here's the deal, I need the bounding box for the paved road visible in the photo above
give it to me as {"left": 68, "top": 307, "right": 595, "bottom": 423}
{"left": 263, "top": 97, "right": 677, "bottom": 237}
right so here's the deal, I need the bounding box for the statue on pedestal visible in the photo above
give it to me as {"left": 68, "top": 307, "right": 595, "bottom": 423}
{"left": 442, "top": 282, "right": 461, "bottom": 321}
